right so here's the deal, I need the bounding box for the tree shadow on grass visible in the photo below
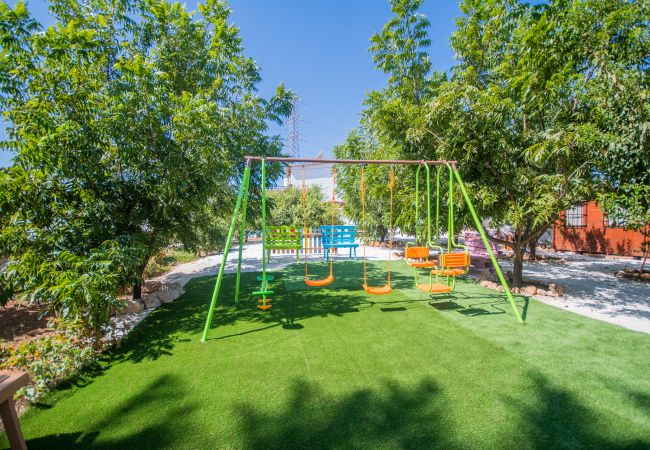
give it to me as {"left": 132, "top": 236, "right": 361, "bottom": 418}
{"left": 235, "top": 376, "right": 450, "bottom": 450}
{"left": 23, "top": 374, "right": 198, "bottom": 450}
{"left": 445, "top": 287, "right": 530, "bottom": 321}
{"left": 111, "top": 261, "right": 523, "bottom": 363}
{"left": 112, "top": 263, "right": 395, "bottom": 360}
{"left": 505, "top": 373, "right": 650, "bottom": 449}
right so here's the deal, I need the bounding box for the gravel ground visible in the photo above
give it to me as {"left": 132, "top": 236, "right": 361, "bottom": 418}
{"left": 499, "top": 252, "right": 649, "bottom": 334}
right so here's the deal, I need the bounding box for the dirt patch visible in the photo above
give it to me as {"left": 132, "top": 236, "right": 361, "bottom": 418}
{"left": 0, "top": 300, "right": 54, "bottom": 345}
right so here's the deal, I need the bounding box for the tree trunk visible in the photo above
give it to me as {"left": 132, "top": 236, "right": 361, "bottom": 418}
{"left": 641, "top": 227, "right": 649, "bottom": 272}
{"left": 528, "top": 239, "right": 537, "bottom": 261}
{"left": 133, "top": 240, "right": 156, "bottom": 300}
{"left": 132, "top": 279, "right": 142, "bottom": 300}
{"left": 512, "top": 246, "right": 525, "bottom": 288}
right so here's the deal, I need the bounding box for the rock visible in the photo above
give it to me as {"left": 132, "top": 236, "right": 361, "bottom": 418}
{"left": 119, "top": 299, "right": 144, "bottom": 314}
{"left": 157, "top": 289, "right": 176, "bottom": 304}
{"left": 546, "top": 290, "right": 558, "bottom": 297}
{"left": 522, "top": 285, "right": 537, "bottom": 296}
{"left": 549, "top": 283, "right": 565, "bottom": 296}
{"left": 144, "top": 280, "right": 163, "bottom": 292}
{"left": 511, "top": 287, "right": 521, "bottom": 294}
{"left": 536, "top": 289, "right": 548, "bottom": 296}
{"left": 496, "top": 285, "right": 505, "bottom": 292}
{"left": 479, "top": 280, "right": 491, "bottom": 288}
{"left": 476, "top": 271, "right": 490, "bottom": 282}
{"left": 143, "top": 292, "right": 161, "bottom": 309}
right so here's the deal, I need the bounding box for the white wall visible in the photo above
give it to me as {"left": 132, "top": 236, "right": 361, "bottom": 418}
{"left": 284, "top": 163, "right": 338, "bottom": 201}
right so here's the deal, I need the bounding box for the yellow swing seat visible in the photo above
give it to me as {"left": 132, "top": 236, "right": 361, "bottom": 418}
{"left": 305, "top": 275, "right": 335, "bottom": 287}
{"left": 410, "top": 261, "right": 438, "bottom": 268}
{"left": 417, "top": 282, "right": 452, "bottom": 293}
{"left": 363, "top": 284, "right": 393, "bottom": 295}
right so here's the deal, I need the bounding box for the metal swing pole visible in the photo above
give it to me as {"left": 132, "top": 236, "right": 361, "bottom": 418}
{"left": 202, "top": 162, "right": 253, "bottom": 342}
{"left": 234, "top": 167, "right": 251, "bottom": 304}
{"left": 435, "top": 166, "right": 442, "bottom": 245}
{"left": 449, "top": 164, "right": 524, "bottom": 323}
{"left": 260, "top": 159, "right": 268, "bottom": 290}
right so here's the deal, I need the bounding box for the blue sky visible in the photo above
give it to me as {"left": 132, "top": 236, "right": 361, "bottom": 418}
{"left": 0, "top": 0, "right": 460, "bottom": 166}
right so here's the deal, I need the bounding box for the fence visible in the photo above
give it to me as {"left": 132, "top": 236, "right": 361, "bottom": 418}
{"left": 269, "top": 227, "right": 340, "bottom": 256}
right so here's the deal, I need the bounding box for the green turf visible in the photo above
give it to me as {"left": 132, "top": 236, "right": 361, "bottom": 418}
{"left": 2, "top": 260, "right": 649, "bottom": 449}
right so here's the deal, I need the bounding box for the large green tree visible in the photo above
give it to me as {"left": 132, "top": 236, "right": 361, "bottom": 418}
{"left": 339, "top": 0, "right": 648, "bottom": 287}
{"left": 0, "top": 0, "right": 291, "bottom": 338}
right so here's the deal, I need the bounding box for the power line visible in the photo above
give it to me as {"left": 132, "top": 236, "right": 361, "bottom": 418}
{"left": 286, "top": 96, "right": 301, "bottom": 158}
{"left": 302, "top": 101, "right": 351, "bottom": 124}
{"left": 300, "top": 119, "right": 342, "bottom": 136}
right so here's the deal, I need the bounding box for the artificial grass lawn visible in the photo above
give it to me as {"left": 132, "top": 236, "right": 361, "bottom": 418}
{"left": 2, "top": 260, "right": 649, "bottom": 449}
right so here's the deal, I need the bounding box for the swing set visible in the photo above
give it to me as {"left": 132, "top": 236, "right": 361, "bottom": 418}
{"left": 201, "top": 156, "right": 523, "bottom": 342}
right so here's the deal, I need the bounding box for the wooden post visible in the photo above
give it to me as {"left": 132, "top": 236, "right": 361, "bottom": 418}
{"left": 0, "top": 372, "right": 29, "bottom": 450}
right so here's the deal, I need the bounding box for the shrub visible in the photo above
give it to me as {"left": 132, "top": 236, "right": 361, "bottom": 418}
{"left": 0, "top": 319, "right": 96, "bottom": 402}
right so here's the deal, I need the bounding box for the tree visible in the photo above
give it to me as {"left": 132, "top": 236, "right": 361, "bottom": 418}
{"left": 0, "top": 0, "right": 291, "bottom": 338}
{"left": 340, "top": 0, "right": 647, "bottom": 287}
{"left": 267, "top": 184, "right": 343, "bottom": 229}
{"left": 334, "top": 130, "right": 395, "bottom": 243}
{"left": 563, "top": 0, "right": 649, "bottom": 268}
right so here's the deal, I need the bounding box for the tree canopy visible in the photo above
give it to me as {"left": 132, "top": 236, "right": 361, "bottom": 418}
{"left": 0, "top": 0, "right": 291, "bottom": 337}
{"left": 336, "top": 0, "right": 649, "bottom": 286}
{"left": 267, "top": 184, "right": 343, "bottom": 229}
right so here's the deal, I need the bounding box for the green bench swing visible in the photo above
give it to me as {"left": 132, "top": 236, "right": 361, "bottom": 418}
{"left": 265, "top": 226, "right": 302, "bottom": 262}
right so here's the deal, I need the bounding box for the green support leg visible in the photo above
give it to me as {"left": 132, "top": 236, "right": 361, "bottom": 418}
{"left": 234, "top": 168, "right": 252, "bottom": 304}
{"left": 435, "top": 166, "right": 442, "bottom": 245}
{"left": 260, "top": 160, "right": 268, "bottom": 291}
{"left": 450, "top": 165, "right": 524, "bottom": 324}
{"left": 201, "top": 163, "right": 252, "bottom": 342}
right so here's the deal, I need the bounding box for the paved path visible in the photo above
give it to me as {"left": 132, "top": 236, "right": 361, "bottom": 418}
{"left": 500, "top": 254, "right": 650, "bottom": 334}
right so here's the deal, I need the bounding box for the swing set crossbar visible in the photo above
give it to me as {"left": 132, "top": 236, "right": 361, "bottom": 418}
{"left": 244, "top": 156, "right": 456, "bottom": 166}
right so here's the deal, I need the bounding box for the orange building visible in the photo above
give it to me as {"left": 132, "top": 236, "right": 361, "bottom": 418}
{"left": 553, "top": 201, "right": 647, "bottom": 257}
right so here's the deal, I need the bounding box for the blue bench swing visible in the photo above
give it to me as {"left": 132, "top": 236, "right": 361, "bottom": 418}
{"left": 320, "top": 225, "right": 358, "bottom": 260}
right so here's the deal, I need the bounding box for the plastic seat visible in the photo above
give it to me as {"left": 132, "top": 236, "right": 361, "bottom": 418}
{"left": 417, "top": 283, "right": 452, "bottom": 293}
{"left": 363, "top": 284, "right": 393, "bottom": 295}
{"left": 431, "top": 268, "right": 465, "bottom": 276}
{"left": 304, "top": 275, "right": 334, "bottom": 287}
{"left": 411, "top": 261, "right": 438, "bottom": 268}
{"left": 251, "top": 289, "right": 273, "bottom": 297}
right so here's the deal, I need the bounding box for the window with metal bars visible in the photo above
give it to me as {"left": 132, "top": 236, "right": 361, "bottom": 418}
{"left": 565, "top": 204, "right": 586, "bottom": 227}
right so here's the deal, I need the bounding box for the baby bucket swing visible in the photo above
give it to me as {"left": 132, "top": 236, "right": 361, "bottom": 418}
{"left": 361, "top": 164, "right": 394, "bottom": 295}
{"left": 301, "top": 165, "right": 336, "bottom": 287}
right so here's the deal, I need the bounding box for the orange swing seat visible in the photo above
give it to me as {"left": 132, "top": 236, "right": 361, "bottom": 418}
{"left": 302, "top": 166, "right": 337, "bottom": 288}
{"left": 305, "top": 275, "right": 335, "bottom": 287}
{"left": 431, "top": 252, "right": 470, "bottom": 277}
{"left": 363, "top": 283, "right": 393, "bottom": 295}
{"left": 405, "top": 246, "right": 438, "bottom": 268}
{"left": 360, "top": 166, "right": 395, "bottom": 296}
{"left": 416, "top": 282, "right": 452, "bottom": 293}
